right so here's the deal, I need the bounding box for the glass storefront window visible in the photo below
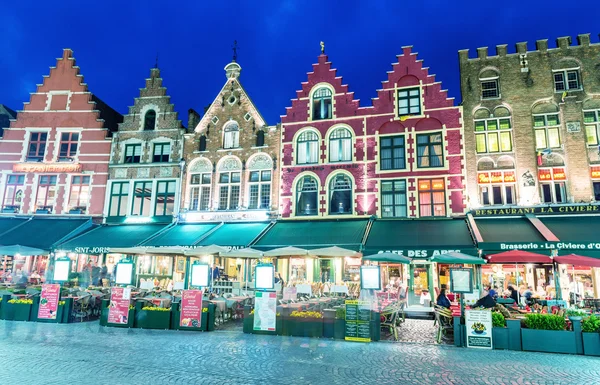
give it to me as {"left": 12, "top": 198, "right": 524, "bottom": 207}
{"left": 290, "top": 258, "right": 306, "bottom": 281}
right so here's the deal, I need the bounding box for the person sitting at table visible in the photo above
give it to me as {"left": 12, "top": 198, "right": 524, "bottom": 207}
{"left": 30, "top": 270, "right": 41, "bottom": 284}
{"left": 507, "top": 286, "right": 519, "bottom": 304}
{"left": 436, "top": 288, "right": 451, "bottom": 309}
{"left": 488, "top": 286, "right": 498, "bottom": 299}
{"left": 523, "top": 286, "right": 534, "bottom": 304}
{"left": 472, "top": 290, "right": 496, "bottom": 309}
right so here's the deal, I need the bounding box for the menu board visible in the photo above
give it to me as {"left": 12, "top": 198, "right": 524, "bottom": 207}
{"left": 253, "top": 291, "right": 277, "bottom": 331}
{"left": 37, "top": 284, "right": 60, "bottom": 320}
{"left": 466, "top": 310, "right": 493, "bottom": 349}
{"left": 107, "top": 287, "right": 130, "bottom": 325}
{"left": 191, "top": 263, "right": 209, "bottom": 287}
{"left": 53, "top": 259, "right": 70, "bottom": 282}
{"left": 360, "top": 266, "right": 381, "bottom": 290}
{"left": 255, "top": 264, "right": 274, "bottom": 290}
{"left": 115, "top": 263, "right": 133, "bottom": 285}
{"left": 345, "top": 300, "right": 371, "bottom": 342}
{"left": 450, "top": 268, "right": 473, "bottom": 293}
{"left": 180, "top": 290, "right": 202, "bottom": 328}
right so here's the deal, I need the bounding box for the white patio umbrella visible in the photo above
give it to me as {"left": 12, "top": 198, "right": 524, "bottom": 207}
{"left": 184, "top": 245, "right": 228, "bottom": 256}
{"left": 220, "top": 248, "right": 264, "bottom": 291}
{"left": 109, "top": 246, "right": 186, "bottom": 255}
{"left": 308, "top": 246, "right": 360, "bottom": 258}
{"left": 263, "top": 246, "right": 309, "bottom": 257}
{"left": 0, "top": 245, "right": 48, "bottom": 256}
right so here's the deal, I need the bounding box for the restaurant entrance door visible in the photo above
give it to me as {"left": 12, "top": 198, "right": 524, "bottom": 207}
{"left": 408, "top": 263, "right": 433, "bottom": 307}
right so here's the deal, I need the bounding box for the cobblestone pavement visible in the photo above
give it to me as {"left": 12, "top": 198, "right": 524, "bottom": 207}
{"left": 1, "top": 320, "right": 599, "bottom": 385}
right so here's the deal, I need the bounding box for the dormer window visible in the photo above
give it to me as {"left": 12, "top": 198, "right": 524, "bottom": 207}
{"left": 144, "top": 110, "right": 156, "bottom": 131}
{"left": 223, "top": 122, "right": 240, "bottom": 149}
{"left": 312, "top": 88, "right": 332, "bottom": 120}
{"left": 397, "top": 88, "right": 421, "bottom": 116}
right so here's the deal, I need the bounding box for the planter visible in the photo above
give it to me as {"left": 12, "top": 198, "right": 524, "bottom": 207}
{"left": 12, "top": 304, "right": 32, "bottom": 322}
{"left": 286, "top": 318, "right": 324, "bottom": 338}
{"left": 323, "top": 309, "right": 335, "bottom": 338}
{"left": 100, "top": 306, "right": 135, "bottom": 328}
{"left": 334, "top": 319, "right": 345, "bottom": 340}
{"left": 583, "top": 333, "right": 600, "bottom": 356}
{"left": 1, "top": 302, "right": 15, "bottom": 321}
{"left": 245, "top": 314, "right": 282, "bottom": 335}
{"left": 135, "top": 309, "right": 171, "bottom": 329}
{"left": 492, "top": 327, "right": 510, "bottom": 350}
{"left": 371, "top": 311, "right": 381, "bottom": 342}
{"left": 170, "top": 303, "right": 206, "bottom": 331}
{"left": 521, "top": 329, "right": 577, "bottom": 354}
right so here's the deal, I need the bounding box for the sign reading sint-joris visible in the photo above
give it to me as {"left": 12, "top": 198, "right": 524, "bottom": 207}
{"left": 472, "top": 204, "right": 600, "bottom": 217}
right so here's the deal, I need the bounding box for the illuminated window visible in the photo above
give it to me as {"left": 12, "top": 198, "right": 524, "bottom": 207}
{"left": 144, "top": 110, "right": 156, "bottom": 131}
{"left": 584, "top": 110, "right": 600, "bottom": 146}
{"left": 218, "top": 171, "right": 240, "bottom": 210}
{"left": 418, "top": 179, "right": 446, "bottom": 217}
{"left": 475, "top": 118, "right": 512, "bottom": 153}
{"left": 155, "top": 181, "right": 176, "bottom": 216}
{"left": 2, "top": 175, "right": 25, "bottom": 212}
{"left": 297, "top": 130, "right": 319, "bottom": 164}
{"left": 329, "top": 174, "right": 352, "bottom": 215}
{"left": 380, "top": 180, "right": 407, "bottom": 218}
{"left": 594, "top": 182, "right": 600, "bottom": 201}
{"left": 312, "top": 88, "right": 332, "bottom": 120}
{"left": 380, "top": 135, "right": 405, "bottom": 170}
{"left": 553, "top": 70, "right": 581, "bottom": 92}
{"left": 131, "top": 181, "right": 153, "bottom": 216}
{"left": 416, "top": 133, "right": 443, "bottom": 168}
{"left": 539, "top": 168, "right": 567, "bottom": 204}
{"left": 329, "top": 128, "right": 352, "bottom": 162}
{"left": 296, "top": 176, "right": 318, "bottom": 216}
{"left": 477, "top": 171, "right": 516, "bottom": 206}
{"left": 534, "top": 114, "right": 560, "bottom": 149}
{"left": 36, "top": 175, "right": 57, "bottom": 212}
{"left": 223, "top": 122, "right": 240, "bottom": 149}
{"left": 398, "top": 88, "right": 421, "bottom": 116}
{"left": 69, "top": 176, "right": 90, "bottom": 212}
{"left": 189, "top": 173, "right": 211, "bottom": 211}
{"left": 59, "top": 132, "right": 79, "bottom": 161}
{"left": 27, "top": 132, "right": 47, "bottom": 161}
{"left": 248, "top": 170, "right": 271, "bottom": 210}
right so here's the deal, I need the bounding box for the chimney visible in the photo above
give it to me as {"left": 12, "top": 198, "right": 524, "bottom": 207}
{"left": 187, "top": 108, "right": 200, "bottom": 131}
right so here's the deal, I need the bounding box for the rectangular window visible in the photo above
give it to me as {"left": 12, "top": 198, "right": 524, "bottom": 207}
{"left": 554, "top": 70, "right": 581, "bottom": 91}
{"left": 59, "top": 132, "right": 79, "bottom": 161}
{"left": 380, "top": 180, "right": 407, "bottom": 218}
{"left": 109, "top": 182, "right": 129, "bottom": 217}
{"left": 594, "top": 182, "right": 600, "bottom": 201}
{"left": 36, "top": 175, "right": 57, "bottom": 212}
{"left": 534, "top": 114, "right": 561, "bottom": 149}
{"left": 27, "top": 132, "right": 47, "bottom": 161}
{"left": 155, "top": 181, "right": 176, "bottom": 216}
{"left": 380, "top": 136, "right": 405, "bottom": 170}
{"left": 124, "top": 144, "right": 142, "bottom": 164}
{"left": 416, "top": 133, "right": 443, "bottom": 168}
{"left": 478, "top": 171, "right": 516, "bottom": 206}
{"left": 2, "top": 175, "right": 25, "bottom": 211}
{"left": 539, "top": 168, "right": 567, "bottom": 204}
{"left": 481, "top": 79, "right": 499, "bottom": 99}
{"left": 68, "top": 175, "right": 90, "bottom": 211}
{"left": 584, "top": 110, "right": 600, "bottom": 146}
{"left": 153, "top": 143, "right": 170, "bottom": 163}
{"left": 218, "top": 172, "right": 240, "bottom": 210}
{"left": 189, "top": 173, "right": 211, "bottom": 211}
{"left": 418, "top": 179, "right": 446, "bottom": 217}
{"left": 398, "top": 88, "right": 421, "bottom": 116}
{"left": 248, "top": 170, "right": 271, "bottom": 209}
{"left": 475, "top": 118, "right": 513, "bottom": 154}
{"left": 131, "top": 181, "right": 153, "bottom": 216}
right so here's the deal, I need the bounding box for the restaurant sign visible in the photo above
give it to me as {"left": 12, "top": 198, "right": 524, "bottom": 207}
{"left": 466, "top": 310, "right": 493, "bottom": 349}
{"left": 37, "top": 284, "right": 60, "bottom": 320}
{"left": 373, "top": 249, "right": 466, "bottom": 258}
{"left": 179, "top": 290, "right": 202, "bottom": 328}
{"left": 472, "top": 204, "right": 600, "bottom": 217}
{"left": 253, "top": 291, "right": 277, "bottom": 331}
{"left": 345, "top": 300, "right": 371, "bottom": 342}
{"left": 13, "top": 163, "right": 82, "bottom": 173}
{"left": 480, "top": 242, "right": 600, "bottom": 251}
{"left": 108, "top": 287, "right": 131, "bottom": 325}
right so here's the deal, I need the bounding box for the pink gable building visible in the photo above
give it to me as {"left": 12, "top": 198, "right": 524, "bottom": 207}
{"left": 280, "top": 46, "right": 465, "bottom": 219}
{"left": 0, "top": 49, "right": 122, "bottom": 217}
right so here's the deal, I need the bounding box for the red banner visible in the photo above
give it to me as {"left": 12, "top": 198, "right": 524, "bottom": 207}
{"left": 180, "top": 289, "right": 202, "bottom": 328}
{"left": 38, "top": 284, "right": 60, "bottom": 320}
{"left": 108, "top": 287, "right": 130, "bottom": 325}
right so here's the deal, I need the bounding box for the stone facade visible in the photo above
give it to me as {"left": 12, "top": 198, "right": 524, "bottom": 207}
{"left": 280, "top": 47, "right": 465, "bottom": 219}
{"left": 181, "top": 60, "right": 280, "bottom": 222}
{"left": 460, "top": 34, "right": 600, "bottom": 208}
{"left": 106, "top": 68, "right": 185, "bottom": 223}
{"left": 0, "top": 49, "right": 122, "bottom": 217}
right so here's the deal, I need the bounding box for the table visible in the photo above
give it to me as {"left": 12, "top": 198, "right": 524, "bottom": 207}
{"left": 296, "top": 284, "right": 312, "bottom": 296}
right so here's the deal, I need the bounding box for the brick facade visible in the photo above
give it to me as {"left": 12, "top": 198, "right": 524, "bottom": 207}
{"left": 460, "top": 34, "right": 600, "bottom": 208}
{"left": 0, "top": 49, "right": 122, "bottom": 217}
{"left": 280, "top": 47, "right": 465, "bottom": 219}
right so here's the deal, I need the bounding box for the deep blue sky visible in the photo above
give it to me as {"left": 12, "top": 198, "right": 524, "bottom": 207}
{"left": 2, "top": 1, "right": 599, "bottom": 126}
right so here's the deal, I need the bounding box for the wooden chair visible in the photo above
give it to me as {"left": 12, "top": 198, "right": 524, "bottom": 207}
{"left": 380, "top": 305, "right": 402, "bottom": 341}
{"left": 433, "top": 307, "right": 454, "bottom": 344}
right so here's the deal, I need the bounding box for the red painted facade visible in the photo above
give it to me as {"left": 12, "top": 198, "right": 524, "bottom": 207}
{"left": 280, "top": 47, "right": 465, "bottom": 219}
{"left": 0, "top": 49, "right": 122, "bottom": 217}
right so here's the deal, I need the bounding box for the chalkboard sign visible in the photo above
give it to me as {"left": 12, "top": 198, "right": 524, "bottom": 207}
{"left": 345, "top": 300, "right": 371, "bottom": 342}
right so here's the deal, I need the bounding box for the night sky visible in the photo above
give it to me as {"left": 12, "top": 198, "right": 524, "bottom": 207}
{"left": 2, "top": 1, "right": 599, "bottom": 126}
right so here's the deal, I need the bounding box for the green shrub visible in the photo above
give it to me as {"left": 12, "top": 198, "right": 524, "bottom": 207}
{"left": 335, "top": 307, "right": 345, "bottom": 320}
{"left": 565, "top": 308, "right": 587, "bottom": 318}
{"left": 492, "top": 312, "right": 506, "bottom": 328}
{"left": 523, "top": 314, "right": 566, "bottom": 331}
{"left": 582, "top": 315, "right": 600, "bottom": 333}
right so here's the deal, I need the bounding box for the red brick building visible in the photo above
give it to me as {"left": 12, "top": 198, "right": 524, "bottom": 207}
{"left": 0, "top": 49, "right": 122, "bottom": 217}
{"left": 280, "top": 46, "right": 465, "bottom": 219}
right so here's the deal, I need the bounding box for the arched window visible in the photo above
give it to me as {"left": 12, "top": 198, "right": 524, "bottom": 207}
{"left": 296, "top": 130, "right": 319, "bottom": 164}
{"left": 474, "top": 107, "right": 513, "bottom": 154}
{"left": 256, "top": 130, "right": 265, "bottom": 147}
{"left": 329, "top": 174, "right": 352, "bottom": 215}
{"left": 329, "top": 128, "right": 352, "bottom": 162}
{"left": 144, "top": 110, "right": 156, "bottom": 131}
{"left": 312, "top": 88, "right": 332, "bottom": 120}
{"left": 198, "top": 135, "right": 207, "bottom": 152}
{"left": 223, "top": 122, "right": 240, "bottom": 149}
{"left": 296, "top": 176, "right": 318, "bottom": 216}
{"left": 188, "top": 159, "right": 213, "bottom": 211}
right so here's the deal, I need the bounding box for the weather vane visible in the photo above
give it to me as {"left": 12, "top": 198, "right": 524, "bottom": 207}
{"left": 232, "top": 40, "right": 239, "bottom": 62}
{"left": 320, "top": 41, "right": 325, "bottom": 54}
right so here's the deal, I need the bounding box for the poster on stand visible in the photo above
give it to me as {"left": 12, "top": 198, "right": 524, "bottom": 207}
{"left": 38, "top": 284, "right": 60, "bottom": 320}
{"left": 465, "top": 310, "right": 493, "bottom": 349}
{"left": 108, "top": 287, "right": 130, "bottom": 325}
{"left": 345, "top": 300, "right": 371, "bottom": 342}
{"left": 253, "top": 291, "right": 277, "bottom": 331}
{"left": 283, "top": 287, "right": 297, "bottom": 301}
{"left": 180, "top": 290, "right": 202, "bottom": 328}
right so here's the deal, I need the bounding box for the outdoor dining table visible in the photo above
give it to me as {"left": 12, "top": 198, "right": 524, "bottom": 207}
{"left": 226, "top": 296, "right": 250, "bottom": 309}
{"left": 281, "top": 303, "right": 309, "bottom": 311}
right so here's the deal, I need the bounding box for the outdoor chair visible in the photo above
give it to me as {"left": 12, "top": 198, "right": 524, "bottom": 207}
{"left": 433, "top": 307, "right": 454, "bottom": 344}
{"left": 73, "top": 295, "right": 92, "bottom": 322}
{"left": 380, "top": 305, "right": 402, "bottom": 341}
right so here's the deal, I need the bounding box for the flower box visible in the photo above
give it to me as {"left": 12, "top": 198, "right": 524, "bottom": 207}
{"left": 492, "top": 327, "right": 510, "bottom": 350}
{"left": 13, "top": 303, "right": 32, "bottom": 322}
{"left": 135, "top": 309, "right": 171, "bottom": 329}
{"left": 286, "top": 318, "right": 324, "bottom": 338}
{"left": 170, "top": 303, "right": 207, "bottom": 332}
{"left": 583, "top": 333, "right": 600, "bottom": 356}
{"left": 521, "top": 329, "right": 578, "bottom": 354}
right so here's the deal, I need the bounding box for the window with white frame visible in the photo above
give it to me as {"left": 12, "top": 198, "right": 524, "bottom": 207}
{"left": 58, "top": 132, "right": 79, "bottom": 161}
{"left": 584, "top": 110, "right": 600, "bottom": 145}
{"left": 329, "top": 174, "right": 352, "bottom": 215}
{"left": 296, "top": 176, "right": 318, "bottom": 216}
{"left": 68, "top": 176, "right": 90, "bottom": 212}
{"left": 2, "top": 175, "right": 25, "bottom": 211}
{"left": 416, "top": 132, "right": 444, "bottom": 168}
{"left": 475, "top": 117, "right": 513, "bottom": 153}
{"left": 538, "top": 168, "right": 567, "bottom": 204}
{"left": 418, "top": 179, "right": 446, "bottom": 217}
{"left": 218, "top": 171, "right": 240, "bottom": 210}
{"left": 248, "top": 170, "right": 271, "bottom": 210}
{"left": 380, "top": 180, "right": 407, "bottom": 218}
{"left": 153, "top": 142, "right": 170, "bottom": 163}
{"left": 481, "top": 78, "right": 499, "bottom": 99}
{"left": 109, "top": 182, "right": 129, "bottom": 217}
{"left": 329, "top": 128, "right": 352, "bottom": 162}
{"left": 155, "top": 180, "right": 176, "bottom": 216}
{"left": 397, "top": 88, "right": 421, "bottom": 116}
{"left": 553, "top": 69, "right": 581, "bottom": 92}
{"left": 534, "top": 113, "right": 561, "bottom": 149}
{"left": 477, "top": 171, "right": 516, "bottom": 206}
{"left": 36, "top": 175, "right": 57, "bottom": 212}
{"left": 131, "top": 181, "right": 153, "bottom": 216}
{"left": 223, "top": 122, "right": 240, "bottom": 149}
{"left": 312, "top": 87, "right": 332, "bottom": 120}
{"left": 380, "top": 135, "right": 405, "bottom": 170}
{"left": 189, "top": 173, "right": 211, "bottom": 211}
{"left": 27, "top": 132, "right": 47, "bottom": 161}
{"left": 296, "top": 130, "right": 319, "bottom": 164}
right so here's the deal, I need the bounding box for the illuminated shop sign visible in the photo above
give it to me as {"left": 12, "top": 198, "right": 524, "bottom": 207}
{"left": 538, "top": 168, "right": 566, "bottom": 181}
{"left": 478, "top": 171, "right": 515, "bottom": 184}
{"left": 472, "top": 204, "right": 600, "bottom": 216}
{"left": 13, "top": 163, "right": 82, "bottom": 173}
{"left": 591, "top": 167, "right": 600, "bottom": 179}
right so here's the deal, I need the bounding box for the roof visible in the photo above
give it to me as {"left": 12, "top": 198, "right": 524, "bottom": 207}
{"left": 91, "top": 95, "right": 123, "bottom": 135}
{"left": 0, "top": 104, "right": 17, "bottom": 137}
{"left": 196, "top": 222, "right": 270, "bottom": 247}
{"left": 142, "top": 223, "right": 218, "bottom": 247}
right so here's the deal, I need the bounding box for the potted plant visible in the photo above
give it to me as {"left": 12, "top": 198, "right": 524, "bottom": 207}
{"left": 135, "top": 306, "right": 171, "bottom": 329}
{"left": 491, "top": 312, "right": 509, "bottom": 350}
{"left": 521, "top": 313, "right": 577, "bottom": 354}
{"left": 286, "top": 311, "right": 324, "bottom": 338}
{"left": 565, "top": 308, "right": 587, "bottom": 322}
{"left": 334, "top": 307, "right": 345, "bottom": 340}
{"left": 581, "top": 315, "right": 600, "bottom": 356}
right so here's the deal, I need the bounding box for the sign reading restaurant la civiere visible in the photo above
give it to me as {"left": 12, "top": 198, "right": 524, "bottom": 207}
{"left": 472, "top": 204, "right": 600, "bottom": 217}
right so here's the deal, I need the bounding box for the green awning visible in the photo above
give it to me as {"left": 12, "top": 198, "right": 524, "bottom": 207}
{"left": 364, "top": 219, "right": 476, "bottom": 257}
{"left": 475, "top": 217, "right": 545, "bottom": 243}
{"left": 431, "top": 252, "right": 486, "bottom": 265}
{"left": 541, "top": 216, "right": 600, "bottom": 243}
{"left": 56, "top": 224, "right": 168, "bottom": 254}
{"left": 0, "top": 217, "right": 28, "bottom": 236}
{"left": 0, "top": 217, "right": 91, "bottom": 251}
{"left": 142, "top": 223, "right": 218, "bottom": 247}
{"left": 252, "top": 219, "right": 369, "bottom": 251}
{"left": 196, "top": 222, "right": 270, "bottom": 248}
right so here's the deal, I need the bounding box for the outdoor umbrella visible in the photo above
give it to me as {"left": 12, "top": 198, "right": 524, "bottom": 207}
{"left": 431, "top": 252, "right": 486, "bottom": 265}
{"left": 184, "top": 245, "right": 228, "bottom": 256}
{"left": 109, "top": 246, "right": 186, "bottom": 255}
{"left": 0, "top": 245, "right": 48, "bottom": 256}
{"left": 554, "top": 254, "right": 600, "bottom": 302}
{"left": 220, "top": 248, "right": 264, "bottom": 290}
{"left": 308, "top": 246, "right": 360, "bottom": 258}
{"left": 362, "top": 252, "right": 411, "bottom": 264}
{"left": 263, "top": 246, "right": 309, "bottom": 257}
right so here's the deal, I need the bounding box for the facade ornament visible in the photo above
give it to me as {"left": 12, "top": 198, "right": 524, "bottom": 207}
{"left": 189, "top": 158, "right": 212, "bottom": 173}
{"left": 248, "top": 154, "right": 273, "bottom": 170}
{"left": 218, "top": 157, "right": 242, "bottom": 171}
